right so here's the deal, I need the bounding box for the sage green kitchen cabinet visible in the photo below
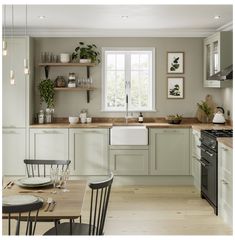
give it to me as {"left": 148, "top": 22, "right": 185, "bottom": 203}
{"left": 2, "top": 128, "right": 26, "bottom": 176}
{"left": 69, "top": 129, "right": 109, "bottom": 175}
{"left": 191, "top": 129, "right": 201, "bottom": 191}
{"left": 109, "top": 146, "right": 149, "bottom": 175}
{"left": 29, "top": 128, "right": 69, "bottom": 162}
{"left": 2, "top": 37, "right": 34, "bottom": 127}
{"left": 203, "top": 31, "right": 232, "bottom": 88}
{"left": 150, "top": 128, "right": 190, "bottom": 175}
{"left": 218, "top": 142, "right": 233, "bottom": 227}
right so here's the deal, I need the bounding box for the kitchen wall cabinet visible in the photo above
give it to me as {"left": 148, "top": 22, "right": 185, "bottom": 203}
{"left": 2, "top": 128, "right": 26, "bottom": 176}
{"left": 218, "top": 142, "right": 233, "bottom": 227}
{"left": 69, "top": 129, "right": 109, "bottom": 175}
{"left": 109, "top": 146, "right": 149, "bottom": 175}
{"left": 191, "top": 129, "right": 201, "bottom": 191}
{"left": 203, "top": 31, "right": 232, "bottom": 88}
{"left": 29, "top": 128, "right": 69, "bottom": 162}
{"left": 2, "top": 37, "right": 34, "bottom": 127}
{"left": 149, "top": 128, "right": 190, "bottom": 175}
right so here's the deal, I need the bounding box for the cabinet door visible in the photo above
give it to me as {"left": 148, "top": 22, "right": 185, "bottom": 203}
{"left": 2, "top": 128, "right": 26, "bottom": 175}
{"left": 150, "top": 128, "right": 190, "bottom": 175}
{"left": 30, "top": 128, "right": 69, "bottom": 161}
{"left": 218, "top": 143, "right": 233, "bottom": 227}
{"left": 3, "top": 38, "right": 27, "bottom": 127}
{"left": 69, "top": 129, "right": 109, "bottom": 175}
{"left": 110, "top": 149, "right": 148, "bottom": 175}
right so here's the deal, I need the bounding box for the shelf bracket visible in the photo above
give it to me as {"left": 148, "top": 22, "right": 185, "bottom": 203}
{"left": 44, "top": 65, "right": 49, "bottom": 79}
{"left": 87, "top": 66, "right": 90, "bottom": 78}
{"left": 87, "top": 90, "right": 90, "bottom": 103}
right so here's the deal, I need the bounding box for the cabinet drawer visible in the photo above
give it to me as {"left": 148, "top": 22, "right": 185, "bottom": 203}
{"left": 110, "top": 149, "right": 148, "bottom": 175}
{"left": 221, "top": 146, "right": 233, "bottom": 175}
{"left": 220, "top": 174, "right": 233, "bottom": 208}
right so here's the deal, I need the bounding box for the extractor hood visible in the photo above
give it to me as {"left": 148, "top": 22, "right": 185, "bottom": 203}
{"left": 208, "top": 64, "right": 233, "bottom": 81}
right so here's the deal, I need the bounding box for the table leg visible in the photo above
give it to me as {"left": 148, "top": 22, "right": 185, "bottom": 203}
{"left": 70, "top": 219, "right": 73, "bottom": 235}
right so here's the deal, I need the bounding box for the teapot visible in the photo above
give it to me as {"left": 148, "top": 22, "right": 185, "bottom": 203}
{"left": 212, "top": 107, "right": 226, "bottom": 124}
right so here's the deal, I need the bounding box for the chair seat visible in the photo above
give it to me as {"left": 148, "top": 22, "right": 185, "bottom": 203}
{"left": 43, "top": 223, "right": 93, "bottom": 235}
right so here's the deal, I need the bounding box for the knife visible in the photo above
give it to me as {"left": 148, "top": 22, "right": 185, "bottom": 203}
{"left": 4, "top": 181, "right": 12, "bottom": 189}
{"left": 49, "top": 201, "right": 56, "bottom": 212}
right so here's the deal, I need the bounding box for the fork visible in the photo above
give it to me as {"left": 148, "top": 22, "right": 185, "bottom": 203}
{"left": 44, "top": 197, "right": 53, "bottom": 212}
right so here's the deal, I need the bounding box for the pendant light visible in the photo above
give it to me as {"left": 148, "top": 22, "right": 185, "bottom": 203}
{"left": 10, "top": 5, "right": 15, "bottom": 85}
{"left": 2, "top": 5, "right": 7, "bottom": 56}
{"left": 24, "top": 4, "right": 29, "bottom": 75}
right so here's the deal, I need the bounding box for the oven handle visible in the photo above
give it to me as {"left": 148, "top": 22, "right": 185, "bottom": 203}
{"left": 197, "top": 145, "right": 206, "bottom": 152}
{"left": 197, "top": 145, "right": 214, "bottom": 157}
{"left": 193, "top": 156, "right": 207, "bottom": 167}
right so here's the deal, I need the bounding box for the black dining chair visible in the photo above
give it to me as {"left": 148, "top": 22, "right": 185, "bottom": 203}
{"left": 23, "top": 159, "right": 78, "bottom": 230}
{"left": 43, "top": 172, "right": 114, "bottom": 235}
{"left": 2, "top": 201, "right": 43, "bottom": 235}
{"left": 24, "top": 159, "right": 71, "bottom": 177}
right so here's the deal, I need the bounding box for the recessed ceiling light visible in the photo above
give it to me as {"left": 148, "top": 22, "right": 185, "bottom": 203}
{"left": 214, "top": 15, "right": 220, "bottom": 20}
{"left": 121, "top": 15, "right": 128, "bottom": 20}
{"left": 38, "top": 16, "right": 46, "bottom": 19}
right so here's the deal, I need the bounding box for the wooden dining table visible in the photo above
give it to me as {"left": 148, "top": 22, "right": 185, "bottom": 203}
{"left": 3, "top": 180, "right": 87, "bottom": 221}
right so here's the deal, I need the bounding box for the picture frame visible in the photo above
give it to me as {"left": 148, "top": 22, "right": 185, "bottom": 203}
{"left": 167, "top": 52, "right": 184, "bottom": 74}
{"left": 167, "top": 77, "right": 184, "bottom": 99}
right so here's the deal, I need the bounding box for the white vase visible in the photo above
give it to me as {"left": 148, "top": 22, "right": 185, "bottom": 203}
{"left": 60, "top": 53, "right": 70, "bottom": 63}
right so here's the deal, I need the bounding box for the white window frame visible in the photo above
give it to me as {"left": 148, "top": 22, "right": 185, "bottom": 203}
{"left": 101, "top": 47, "right": 155, "bottom": 112}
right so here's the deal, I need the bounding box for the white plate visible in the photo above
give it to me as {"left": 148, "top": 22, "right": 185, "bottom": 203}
{"left": 3, "top": 195, "right": 39, "bottom": 206}
{"left": 19, "top": 177, "right": 51, "bottom": 185}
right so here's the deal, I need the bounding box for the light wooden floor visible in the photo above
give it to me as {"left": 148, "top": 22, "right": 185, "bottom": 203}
{"left": 2, "top": 185, "right": 233, "bottom": 235}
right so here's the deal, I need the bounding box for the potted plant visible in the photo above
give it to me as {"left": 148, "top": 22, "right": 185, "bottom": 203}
{"left": 38, "top": 79, "right": 55, "bottom": 109}
{"left": 166, "top": 114, "right": 183, "bottom": 124}
{"left": 72, "top": 42, "right": 101, "bottom": 64}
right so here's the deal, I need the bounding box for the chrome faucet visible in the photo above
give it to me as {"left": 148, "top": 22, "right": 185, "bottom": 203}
{"left": 125, "top": 94, "right": 129, "bottom": 125}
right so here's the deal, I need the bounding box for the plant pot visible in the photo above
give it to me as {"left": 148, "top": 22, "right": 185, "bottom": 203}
{"left": 79, "top": 59, "right": 91, "bottom": 64}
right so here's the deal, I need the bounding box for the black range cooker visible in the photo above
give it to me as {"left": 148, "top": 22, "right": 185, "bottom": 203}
{"left": 199, "top": 129, "right": 233, "bottom": 215}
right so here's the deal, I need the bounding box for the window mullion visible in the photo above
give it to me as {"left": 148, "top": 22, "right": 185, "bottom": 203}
{"left": 125, "top": 52, "right": 131, "bottom": 109}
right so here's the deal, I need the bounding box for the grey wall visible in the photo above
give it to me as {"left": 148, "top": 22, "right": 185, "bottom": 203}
{"left": 222, "top": 88, "right": 233, "bottom": 120}
{"left": 34, "top": 37, "right": 224, "bottom": 118}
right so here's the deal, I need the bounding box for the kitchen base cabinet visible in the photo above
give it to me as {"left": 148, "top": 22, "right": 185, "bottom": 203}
{"left": 150, "top": 128, "right": 190, "bottom": 175}
{"left": 109, "top": 146, "right": 149, "bottom": 175}
{"left": 29, "top": 128, "right": 69, "bottom": 163}
{"left": 191, "top": 129, "right": 201, "bottom": 191}
{"left": 69, "top": 129, "right": 109, "bottom": 175}
{"left": 218, "top": 142, "right": 233, "bottom": 227}
{"left": 3, "top": 128, "right": 26, "bottom": 176}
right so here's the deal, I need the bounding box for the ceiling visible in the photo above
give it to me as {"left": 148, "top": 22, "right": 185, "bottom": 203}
{"left": 3, "top": 5, "right": 233, "bottom": 37}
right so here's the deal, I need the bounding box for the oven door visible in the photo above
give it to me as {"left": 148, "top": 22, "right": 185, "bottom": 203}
{"left": 200, "top": 157, "right": 217, "bottom": 206}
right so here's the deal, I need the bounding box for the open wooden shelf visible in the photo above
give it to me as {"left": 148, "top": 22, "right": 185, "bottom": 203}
{"left": 38, "top": 63, "right": 96, "bottom": 67}
{"left": 54, "top": 87, "right": 95, "bottom": 91}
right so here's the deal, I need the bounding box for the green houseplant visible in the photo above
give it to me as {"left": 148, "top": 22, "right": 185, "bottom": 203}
{"left": 38, "top": 79, "right": 55, "bottom": 108}
{"left": 72, "top": 42, "right": 101, "bottom": 64}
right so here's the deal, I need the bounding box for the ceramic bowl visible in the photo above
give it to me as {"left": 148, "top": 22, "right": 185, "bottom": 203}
{"left": 60, "top": 53, "right": 70, "bottom": 63}
{"left": 69, "top": 116, "right": 79, "bottom": 124}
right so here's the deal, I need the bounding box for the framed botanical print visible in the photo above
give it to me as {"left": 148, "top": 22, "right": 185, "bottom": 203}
{"left": 167, "top": 52, "right": 184, "bottom": 74}
{"left": 167, "top": 77, "right": 184, "bottom": 99}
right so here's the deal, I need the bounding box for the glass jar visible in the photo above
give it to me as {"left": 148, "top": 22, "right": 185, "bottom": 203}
{"left": 38, "top": 110, "right": 44, "bottom": 124}
{"left": 68, "top": 73, "right": 76, "bottom": 88}
{"left": 45, "top": 108, "right": 53, "bottom": 123}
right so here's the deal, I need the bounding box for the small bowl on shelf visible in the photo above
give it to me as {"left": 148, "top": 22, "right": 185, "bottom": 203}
{"left": 69, "top": 116, "right": 79, "bottom": 124}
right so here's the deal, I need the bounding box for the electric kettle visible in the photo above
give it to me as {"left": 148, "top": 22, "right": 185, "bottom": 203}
{"left": 212, "top": 107, "right": 226, "bottom": 124}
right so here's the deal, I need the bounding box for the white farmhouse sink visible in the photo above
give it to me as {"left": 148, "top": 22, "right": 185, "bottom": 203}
{"left": 110, "top": 126, "right": 148, "bottom": 145}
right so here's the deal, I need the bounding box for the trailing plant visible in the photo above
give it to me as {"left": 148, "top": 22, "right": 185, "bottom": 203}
{"left": 38, "top": 79, "right": 55, "bottom": 108}
{"left": 72, "top": 42, "right": 101, "bottom": 63}
{"left": 197, "top": 101, "right": 212, "bottom": 117}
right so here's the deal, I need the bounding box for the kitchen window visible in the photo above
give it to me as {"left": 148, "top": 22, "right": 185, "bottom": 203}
{"left": 102, "top": 48, "right": 155, "bottom": 112}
